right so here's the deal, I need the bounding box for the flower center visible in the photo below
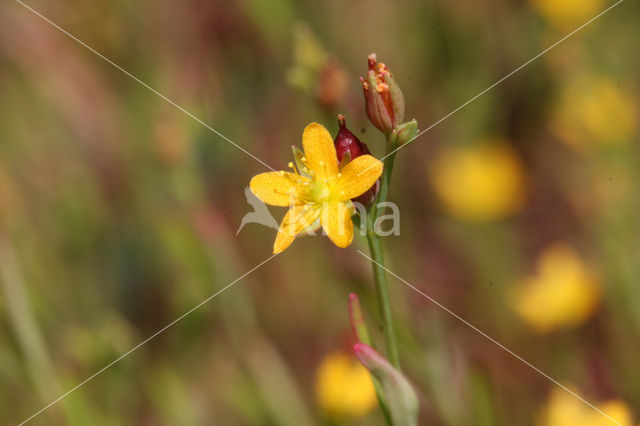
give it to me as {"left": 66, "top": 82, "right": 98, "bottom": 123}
{"left": 309, "top": 181, "right": 332, "bottom": 202}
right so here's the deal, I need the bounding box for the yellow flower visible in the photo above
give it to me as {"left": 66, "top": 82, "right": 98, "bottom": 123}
{"left": 315, "top": 351, "right": 377, "bottom": 419}
{"left": 509, "top": 244, "right": 600, "bottom": 333}
{"left": 250, "top": 123, "right": 383, "bottom": 254}
{"left": 429, "top": 142, "right": 526, "bottom": 221}
{"left": 551, "top": 76, "right": 637, "bottom": 151}
{"left": 286, "top": 23, "right": 327, "bottom": 91}
{"left": 539, "top": 388, "right": 633, "bottom": 426}
{"left": 529, "top": 0, "right": 605, "bottom": 30}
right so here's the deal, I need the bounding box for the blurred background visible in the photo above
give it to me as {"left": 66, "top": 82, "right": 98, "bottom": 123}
{"left": 1, "top": 0, "right": 639, "bottom": 425}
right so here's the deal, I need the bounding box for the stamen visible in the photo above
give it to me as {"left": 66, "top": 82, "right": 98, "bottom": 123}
{"left": 288, "top": 161, "right": 300, "bottom": 175}
{"left": 376, "top": 82, "right": 389, "bottom": 93}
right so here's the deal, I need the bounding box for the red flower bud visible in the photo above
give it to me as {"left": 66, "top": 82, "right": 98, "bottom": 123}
{"left": 334, "top": 115, "right": 380, "bottom": 206}
{"left": 360, "top": 54, "right": 405, "bottom": 134}
{"left": 335, "top": 115, "right": 371, "bottom": 161}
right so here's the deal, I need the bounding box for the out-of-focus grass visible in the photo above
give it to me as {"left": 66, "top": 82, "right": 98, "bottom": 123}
{"left": 0, "top": 0, "right": 639, "bottom": 425}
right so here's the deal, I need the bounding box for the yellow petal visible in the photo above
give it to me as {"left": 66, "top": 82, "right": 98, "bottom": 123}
{"left": 334, "top": 155, "right": 383, "bottom": 200}
{"left": 320, "top": 202, "right": 353, "bottom": 248}
{"left": 250, "top": 171, "right": 307, "bottom": 206}
{"left": 273, "top": 204, "right": 321, "bottom": 253}
{"left": 302, "top": 123, "right": 339, "bottom": 180}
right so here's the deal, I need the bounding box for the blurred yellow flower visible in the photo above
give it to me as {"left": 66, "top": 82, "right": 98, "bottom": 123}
{"left": 250, "top": 123, "right": 382, "bottom": 254}
{"left": 529, "top": 0, "right": 604, "bottom": 30}
{"left": 315, "top": 351, "right": 377, "bottom": 419}
{"left": 509, "top": 244, "right": 600, "bottom": 333}
{"left": 429, "top": 142, "right": 526, "bottom": 221}
{"left": 286, "top": 23, "right": 328, "bottom": 91}
{"left": 552, "top": 76, "right": 637, "bottom": 151}
{"left": 539, "top": 388, "right": 633, "bottom": 426}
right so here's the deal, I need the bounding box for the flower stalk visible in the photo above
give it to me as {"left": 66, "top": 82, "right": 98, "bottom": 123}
{"left": 366, "top": 134, "right": 400, "bottom": 369}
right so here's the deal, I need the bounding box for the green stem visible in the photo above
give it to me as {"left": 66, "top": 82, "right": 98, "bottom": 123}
{"left": 366, "top": 143, "right": 400, "bottom": 369}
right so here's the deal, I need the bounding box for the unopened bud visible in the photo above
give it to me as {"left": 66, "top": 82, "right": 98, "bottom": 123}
{"left": 334, "top": 115, "right": 380, "bottom": 206}
{"left": 391, "top": 119, "right": 419, "bottom": 147}
{"left": 360, "top": 54, "right": 405, "bottom": 134}
{"left": 354, "top": 343, "right": 419, "bottom": 426}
